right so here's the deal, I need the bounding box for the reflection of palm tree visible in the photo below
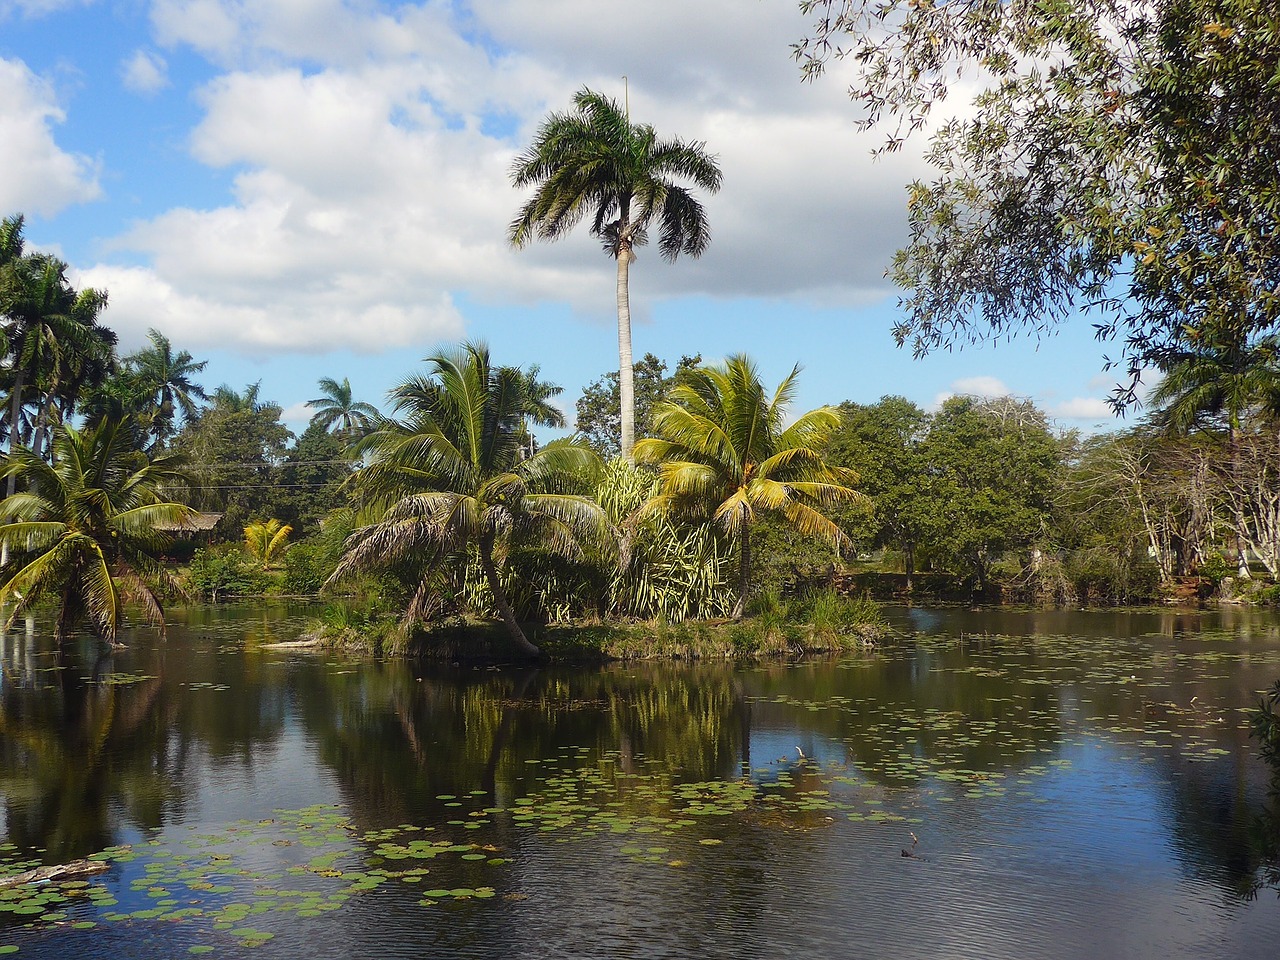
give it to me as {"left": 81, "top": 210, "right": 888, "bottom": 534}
{"left": 0, "top": 651, "right": 169, "bottom": 861}
{"left": 635, "top": 356, "right": 859, "bottom": 618}
{"left": 333, "top": 342, "right": 604, "bottom": 657}
{"left": 509, "top": 87, "right": 722, "bottom": 461}
{"left": 0, "top": 416, "right": 195, "bottom": 645}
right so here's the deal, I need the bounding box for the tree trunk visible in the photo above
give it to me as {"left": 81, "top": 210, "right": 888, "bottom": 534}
{"left": 55, "top": 583, "right": 82, "bottom": 651}
{"left": 1230, "top": 420, "right": 1251, "bottom": 578}
{"left": 5, "top": 370, "right": 24, "bottom": 498}
{"left": 31, "top": 390, "right": 55, "bottom": 463}
{"left": 616, "top": 244, "right": 636, "bottom": 462}
{"left": 904, "top": 541, "right": 916, "bottom": 594}
{"left": 479, "top": 535, "right": 541, "bottom": 658}
{"left": 732, "top": 524, "right": 752, "bottom": 620}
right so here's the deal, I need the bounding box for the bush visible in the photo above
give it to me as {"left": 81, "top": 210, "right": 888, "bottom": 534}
{"left": 282, "top": 541, "right": 330, "bottom": 596}
{"left": 188, "top": 545, "right": 269, "bottom": 602}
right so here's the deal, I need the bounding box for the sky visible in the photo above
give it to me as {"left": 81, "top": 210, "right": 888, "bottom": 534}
{"left": 0, "top": 0, "right": 1145, "bottom": 439}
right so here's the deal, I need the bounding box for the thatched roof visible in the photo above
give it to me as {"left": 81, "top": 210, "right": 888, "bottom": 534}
{"left": 157, "top": 511, "right": 223, "bottom": 533}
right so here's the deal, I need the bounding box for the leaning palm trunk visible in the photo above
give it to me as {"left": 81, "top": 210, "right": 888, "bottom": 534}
{"left": 617, "top": 246, "right": 636, "bottom": 462}
{"left": 479, "top": 534, "right": 540, "bottom": 658}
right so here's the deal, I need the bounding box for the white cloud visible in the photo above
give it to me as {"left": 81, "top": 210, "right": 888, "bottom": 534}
{"left": 279, "top": 401, "right": 313, "bottom": 426}
{"left": 121, "top": 49, "right": 169, "bottom": 95}
{"left": 0, "top": 57, "right": 100, "bottom": 216}
{"left": 74, "top": 257, "right": 465, "bottom": 356}
{"left": 93, "top": 0, "right": 927, "bottom": 353}
{"left": 1049, "top": 397, "right": 1116, "bottom": 421}
{"left": 0, "top": 0, "right": 90, "bottom": 16}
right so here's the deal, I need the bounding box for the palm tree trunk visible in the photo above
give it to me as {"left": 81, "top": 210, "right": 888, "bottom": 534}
{"left": 6, "top": 371, "right": 25, "bottom": 495}
{"left": 32, "top": 391, "right": 55, "bottom": 463}
{"left": 1, "top": 374, "right": 25, "bottom": 568}
{"left": 616, "top": 245, "right": 636, "bottom": 462}
{"left": 733, "top": 525, "right": 752, "bottom": 620}
{"left": 479, "top": 535, "right": 541, "bottom": 658}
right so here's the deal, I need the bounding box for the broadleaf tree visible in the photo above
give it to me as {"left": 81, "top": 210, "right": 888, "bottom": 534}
{"left": 795, "top": 0, "right": 1280, "bottom": 403}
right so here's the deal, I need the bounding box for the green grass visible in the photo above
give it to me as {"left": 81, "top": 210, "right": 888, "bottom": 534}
{"left": 306, "top": 591, "right": 885, "bottom": 662}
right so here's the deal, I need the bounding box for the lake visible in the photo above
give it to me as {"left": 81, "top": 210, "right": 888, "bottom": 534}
{"left": 3, "top": 603, "right": 1280, "bottom": 958}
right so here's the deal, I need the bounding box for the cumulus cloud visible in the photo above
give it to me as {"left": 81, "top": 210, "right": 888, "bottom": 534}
{"left": 931, "top": 376, "right": 1012, "bottom": 408}
{"left": 0, "top": 0, "right": 89, "bottom": 16}
{"left": 0, "top": 57, "right": 101, "bottom": 216}
{"left": 1048, "top": 397, "right": 1117, "bottom": 421}
{"left": 93, "top": 0, "right": 924, "bottom": 353}
{"left": 122, "top": 49, "right": 169, "bottom": 95}
{"left": 76, "top": 245, "right": 466, "bottom": 356}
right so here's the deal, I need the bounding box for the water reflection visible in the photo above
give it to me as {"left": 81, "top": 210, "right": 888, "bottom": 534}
{"left": 2, "top": 604, "right": 1280, "bottom": 959}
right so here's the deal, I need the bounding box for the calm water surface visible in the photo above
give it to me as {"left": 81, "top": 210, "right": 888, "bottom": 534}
{"left": 3, "top": 604, "right": 1280, "bottom": 959}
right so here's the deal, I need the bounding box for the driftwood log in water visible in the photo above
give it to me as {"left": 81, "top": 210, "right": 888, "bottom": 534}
{"left": 0, "top": 859, "right": 110, "bottom": 888}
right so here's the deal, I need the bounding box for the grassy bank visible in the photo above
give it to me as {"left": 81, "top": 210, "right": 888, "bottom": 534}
{"left": 307, "top": 589, "right": 885, "bottom": 661}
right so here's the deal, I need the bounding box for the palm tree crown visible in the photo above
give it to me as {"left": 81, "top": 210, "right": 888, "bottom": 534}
{"left": 509, "top": 87, "right": 722, "bottom": 461}
{"left": 123, "top": 329, "right": 209, "bottom": 447}
{"left": 333, "top": 342, "right": 605, "bottom": 656}
{"left": 635, "top": 355, "right": 860, "bottom": 618}
{"left": 1151, "top": 329, "right": 1280, "bottom": 435}
{"left": 307, "top": 376, "right": 380, "bottom": 445}
{"left": 0, "top": 416, "right": 195, "bottom": 644}
{"left": 3, "top": 251, "right": 113, "bottom": 462}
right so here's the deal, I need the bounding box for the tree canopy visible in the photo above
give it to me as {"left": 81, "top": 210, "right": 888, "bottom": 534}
{"left": 635, "top": 355, "right": 859, "bottom": 617}
{"left": 0, "top": 416, "right": 195, "bottom": 644}
{"left": 796, "top": 0, "right": 1280, "bottom": 403}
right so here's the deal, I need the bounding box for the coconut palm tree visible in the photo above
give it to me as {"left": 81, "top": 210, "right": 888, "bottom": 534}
{"left": 509, "top": 88, "right": 722, "bottom": 462}
{"left": 123, "top": 329, "right": 209, "bottom": 447}
{"left": 635, "top": 355, "right": 860, "bottom": 618}
{"left": 1151, "top": 327, "right": 1280, "bottom": 576}
{"left": 244, "top": 519, "right": 293, "bottom": 569}
{"left": 0, "top": 416, "right": 196, "bottom": 646}
{"left": 3, "top": 252, "right": 111, "bottom": 464}
{"left": 307, "top": 376, "right": 380, "bottom": 446}
{"left": 511, "top": 363, "right": 564, "bottom": 459}
{"left": 0, "top": 213, "right": 24, "bottom": 368}
{"left": 331, "top": 342, "right": 605, "bottom": 657}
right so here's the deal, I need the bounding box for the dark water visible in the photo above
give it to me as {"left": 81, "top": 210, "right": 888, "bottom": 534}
{"left": 3, "top": 603, "right": 1280, "bottom": 958}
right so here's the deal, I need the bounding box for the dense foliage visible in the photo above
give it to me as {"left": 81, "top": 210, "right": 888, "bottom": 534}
{"left": 796, "top": 0, "right": 1280, "bottom": 405}
{"left": 11, "top": 156, "right": 1280, "bottom": 652}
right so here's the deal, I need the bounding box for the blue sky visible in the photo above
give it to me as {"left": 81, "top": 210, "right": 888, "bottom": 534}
{"left": 0, "top": 0, "right": 1142, "bottom": 438}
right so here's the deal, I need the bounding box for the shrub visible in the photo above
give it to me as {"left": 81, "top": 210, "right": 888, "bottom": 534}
{"left": 282, "top": 541, "right": 329, "bottom": 596}
{"left": 188, "top": 545, "right": 269, "bottom": 602}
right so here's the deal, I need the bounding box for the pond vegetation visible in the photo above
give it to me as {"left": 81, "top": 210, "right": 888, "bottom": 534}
{"left": 2, "top": 605, "right": 1280, "bottom": 958}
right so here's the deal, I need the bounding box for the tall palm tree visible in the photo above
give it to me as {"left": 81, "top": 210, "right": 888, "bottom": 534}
{"left": 1151, "top": 327, "right": 1280, "bottom": 576}
{"left": 0, "top": 213, "right": 25, "bottom": 371}
{"left": 307, "top": 376, "right": 380, "bottom": 446}
{"left": 635, "top": 355, "right": 860, "bottom": 618}
{"left": 512, "top": 363, "right": 564, "bottom": 459}
{"left": 0, "top": 416, "right": 195, "bottom": 646}
{"left": 123, "top": 329, "right": 209, "bottom": 447}
{"left": 509, "top": 88, "right": 722, "bottom": 461}
{"left": 3, "top": 253, "right": 111, "bottom": 462}
{"left": 331, "top": 342, "right": 605, "bottom": 657}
